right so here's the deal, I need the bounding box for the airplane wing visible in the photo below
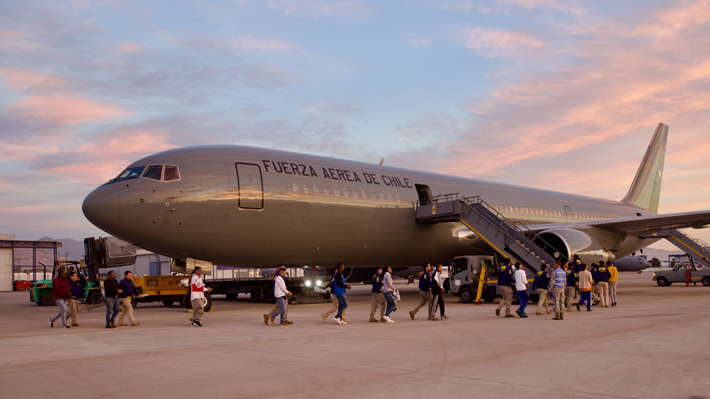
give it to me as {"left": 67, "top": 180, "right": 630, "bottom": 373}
{"left": 526, "top": 210, "right": 710, "bottom": 235}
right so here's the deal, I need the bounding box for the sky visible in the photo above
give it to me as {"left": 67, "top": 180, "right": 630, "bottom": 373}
{"left": 1, "top": 0, "right": 709, "bottom": 251}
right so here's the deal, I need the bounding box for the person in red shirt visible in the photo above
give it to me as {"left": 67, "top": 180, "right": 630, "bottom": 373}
{"left": 49, "top": 270, "right": 71, "bottom": 329}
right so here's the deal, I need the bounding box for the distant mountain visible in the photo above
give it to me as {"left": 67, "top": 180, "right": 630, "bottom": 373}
{"left": 38, "top": 237, "right": 85, "bottom": 261}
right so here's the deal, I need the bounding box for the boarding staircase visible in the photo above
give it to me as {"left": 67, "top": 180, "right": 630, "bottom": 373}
{"left": 643, "top": 229, "right": 710, "bottom": 268}
{"left": 416, "top": 194, "right": 562, "bottom": 272}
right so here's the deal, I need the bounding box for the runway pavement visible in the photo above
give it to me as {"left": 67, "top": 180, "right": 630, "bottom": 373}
{"left": 1, "top": 272, "right": 709, "bottom": 399}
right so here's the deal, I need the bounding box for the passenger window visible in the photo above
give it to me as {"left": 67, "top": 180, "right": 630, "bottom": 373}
{"left": 334, "top": 188, "right": 339, "bottom": 196}
{"left": 396, "top": 194, "right": 400, "bottom": 201}
{"left": 142, "top": 165, "right": 163, "bottom": 180}
{"left": 343, "top": 189, "right": 349, "bottom": 197}
{"left": 370, "top": 191, "right": 375, "bottom": 199}
{"left": 362, "top": 190, "right": 367, "bottom": 198}
{"left": 379, "top": 192, "right": 384, "bottom": 200}
{"left": 314, "top": 185, "right": 320, "bottom": 194}
{"left": 304, "top": 184, "right": 310, "bottom": 193}
{"left": 164, "top": 165, "right": 180, "bottom": 181}
{"left": 292, "top": 183, "right": 298, "bottom": 192}
{"left": 353, "top": 190, "right": 358, "bottom": 198}
{"left": 387, "top": 193, "right": 392, "bottom": 201}
{"left": 324, "top": 187, "right": 330, "bottom": 195}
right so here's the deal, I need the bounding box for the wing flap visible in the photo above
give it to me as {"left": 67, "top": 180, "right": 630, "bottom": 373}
{"left": 526, "top": 210, "right": 710, "bottom": 235}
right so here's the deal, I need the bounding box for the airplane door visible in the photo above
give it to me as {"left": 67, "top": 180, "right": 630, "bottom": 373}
{"left": 564, "top": 205, "right": 572, "bottom": 222}
{"left": 236, "top": 163, "right": 264, "bottom": 209}
{"left": 415, "top": 184, "right": 433, "bottom": 206}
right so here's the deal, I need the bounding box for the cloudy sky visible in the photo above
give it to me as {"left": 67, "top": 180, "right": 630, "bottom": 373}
{"left": 1, "top": 0, "right": 709, "bottom": 251}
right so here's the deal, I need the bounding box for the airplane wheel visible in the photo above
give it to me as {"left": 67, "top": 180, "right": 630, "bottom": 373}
{"left": 40, "top": 292, "right": 55, "bottom": 306}
{"left": 459, "top": 287, "right": 473, "bottom": 303}
{"left": 637, "top": 271, "right": 642, "bottom": 274}
{"left": 656, "top": 277, "right": 668, "bottom": 286}
{"left": 702, "top": 277, "right": 710, "bottom": 287}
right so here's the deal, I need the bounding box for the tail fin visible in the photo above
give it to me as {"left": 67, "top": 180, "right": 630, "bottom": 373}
{"left": 621, "top": 123, "right": 668, "bottom": 214}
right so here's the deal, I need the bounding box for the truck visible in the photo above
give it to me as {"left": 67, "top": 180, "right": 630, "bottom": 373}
{"left": 30, "top": 260, "right": 104, "bottom": 306}
{"left": 444, "top": 255, "right": 540, "bottom": 303}
{"left": 653, "top": 261, "right": 710, "bottom": 286}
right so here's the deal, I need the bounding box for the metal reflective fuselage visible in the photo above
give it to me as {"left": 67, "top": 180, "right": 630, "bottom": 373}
{"left": 614, "top": 256, "right": 652, "bottom": 272}
{"left": 83, "top": 145, "right": 658, "bottom": 267}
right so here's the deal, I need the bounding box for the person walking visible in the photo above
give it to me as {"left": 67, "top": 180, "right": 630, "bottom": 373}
{"left": 104, "top": 271, "right": 121, "bottom": 328}
{"left": 577, "top": 264, "right": 594, "bottom": 311}
{"left": 190, "top": 266, "right": 212, "bottom": 327}
{"left": 590, "top": 263, "right": 600, "bottom": 305}
{"left": 49, "top": 270, "right": 71, "bottom": 329}
{"left": 409, "top": 264, "right": 436, "bottom": 321}
{"left": 564, "top": 262, "right": 578, "bottom": 312}
{"left": 333, "top": 263, "right": 351, "bottom": 325}
{"left": 571, "top": 254, "right": 582, "bottom": 299}
{"left": 272, "top": 266, "right": 292, "bottom": 326}
{"left": 266, "top": 265, "right": 292, "bottom": 325}
{"left": 66, "top": 272, "right": 85, "bottom": 327}
{"left": 319, "top": 265, "right": 350, "bottom": 324}
{"left": 495, "top": 258, "right": 515, "bottom": 318}
{"left": 607, "top": 261, "right": 619, "bottom": 307}
{"left": 118, "top": 271, "right": 142, "bottom": 327}
{"left": 514, "top": 263, "right": 529, "bottom": 318}
{"left": 597, "top": 262, "right": 611, "bottom": 307}
{"left": 369, "top": 267, "right": 386, "bottom": 322}
{"left": 551, "top": 260, "right": 566, "bottom": 320}
{"left": 382, "top": 266, "right": 397, "bottom": 323}
{"left": 532, "top": 265, "right": 552, "bottom": 315}
{"left": 431, "top": 264, "right": 448, "bottom": 320}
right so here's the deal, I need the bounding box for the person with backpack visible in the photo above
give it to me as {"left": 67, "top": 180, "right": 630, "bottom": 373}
{"left": 432, "top": 264, "right": 448, "bottom": 320}
{"left": 369, "top": 267, "right": 386, "bottom": 322}
{"left": 409, "top": 263, "right": 436, "bottom": 321}
{"left": 332, "top": 263, "right": 351, "bottom": 325}
{"left": 382, "top": 266, "right": 397, "bottom": 323}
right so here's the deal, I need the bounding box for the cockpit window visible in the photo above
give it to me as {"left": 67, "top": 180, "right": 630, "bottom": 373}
{"left": 142, "top": 165, "right": 163, "bottom": 180}
{"left": 164, "top": 165, "right": 180, "bottom": 181}
{"left": 116, "top": 166, "right": 145, "bottom": 180}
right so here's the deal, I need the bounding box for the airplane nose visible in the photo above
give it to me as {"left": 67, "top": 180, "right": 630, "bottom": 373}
{"left": 82, "top": 184, "right": 121, "bottom": 232}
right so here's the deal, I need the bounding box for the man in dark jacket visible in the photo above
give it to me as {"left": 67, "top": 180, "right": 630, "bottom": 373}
{"left": 369, "top": 267, "right": 386, "bottom": 322}
{"left": 118, "top": 271, "right": 141, "bottom": 326}
{"left": 104, "top": 271, "right": 122, "bottom": 328}
{"left": 532, "top": 265, "right": 552, "bottom": 315}
{"left": 495, "top": 259, "right": 516, "bottom": 318}
{"left": 49, "top": 270, "right": 71, "bottom": 328}
{"left": 410, "top": 263, "right": 436, "bottom": 321}
{"left": 67, "top": 272, "right": 85, "bottom": 327}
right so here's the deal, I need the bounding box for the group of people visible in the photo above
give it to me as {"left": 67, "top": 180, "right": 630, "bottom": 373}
{"left": 497, "top": 254, "right": 619, "bottom": 320}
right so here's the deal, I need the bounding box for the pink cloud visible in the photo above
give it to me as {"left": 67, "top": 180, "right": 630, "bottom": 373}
{"left": 458, "top": 28, "right": 544, "bottom": 57}
{"left": 0, "top": 29, "right": 39, "bottom": 51}
{"left": 0, "top": 68, "right": 64, "bottom": 91}
{"left": 116, "top": 42, "right": 144, "bottom": 53}
{"left": 495, "top": 0, "right": 586, "bottom": 14}
{"left": 231, "top": 37, "right": 295, "bottom": 51}
{"left": 12, "top": 94, "right": 130, "bottom": 125}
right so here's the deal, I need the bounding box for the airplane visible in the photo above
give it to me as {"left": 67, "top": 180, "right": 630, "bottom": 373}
{"left": 82, "top": 123, "right": 710, "bottom": 276}
{"left": 613, "top": 256, "right": 652, "bottom": 273}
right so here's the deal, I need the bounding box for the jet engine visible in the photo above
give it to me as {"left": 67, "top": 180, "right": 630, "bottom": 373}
{"left": 534, "top": 229, "right": 615, "bottom": 266}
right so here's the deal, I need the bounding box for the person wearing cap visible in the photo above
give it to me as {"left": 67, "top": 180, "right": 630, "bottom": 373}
{"left": 118, "top": 271, "right": 142, "bottom": 327}
{"left": 190, "top": 267, "right": 212, "bottom": 327}
{"left": 265, "top": 265, "right": 292, "bottom": 325}
{"left": 271, "top": 267, "right": 292, "bottom": 326}
{"left": 369, "top": 267, "right": 386, "bottom": 322}
{"left": 66, "top": 272, "right": 85, "bottom": 327}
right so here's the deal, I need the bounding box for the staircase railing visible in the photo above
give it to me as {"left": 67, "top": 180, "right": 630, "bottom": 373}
{"left": 673, "top": 229, "right": 710, "bottom": 255}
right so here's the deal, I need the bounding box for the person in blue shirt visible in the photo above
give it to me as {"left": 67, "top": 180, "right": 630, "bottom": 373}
{"left": 596, "top": 263, "right": 612, "bottom": 307}
{"left": 532, "top": 265, "right": 552, "bottom": 315}
{"left": 66, "top": 272, "right": 85, "bottom": 327}
{"left": 410, "top": 263, "right": 436, "bottom": 320}
{"left": 369, "top": 267, "right": 386, "bottom": 322}
{"left": 495, "top": 258, "right": 516, "bottom": 318}
{"left": 118, "top": 271, "right": 142, "bottom": 327}
{"left": 551, "top": 260, "right": 567, "bottom": 320}
{"left": 332, "top": 263, "right": 351, "bottom": 325}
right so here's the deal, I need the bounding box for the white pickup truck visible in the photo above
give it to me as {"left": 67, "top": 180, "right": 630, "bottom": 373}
{"left": 652, "top": 263, "right": 710, "bottom": 286}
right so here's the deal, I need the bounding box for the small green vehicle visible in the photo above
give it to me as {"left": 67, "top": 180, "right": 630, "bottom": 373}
{"left": 30, "top": 261, "right": 104, "bottom": 306}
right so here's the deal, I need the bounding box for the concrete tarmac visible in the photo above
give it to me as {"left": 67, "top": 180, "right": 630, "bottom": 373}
{"left": 1, "top": 273, "right": 709, "bottom": 399}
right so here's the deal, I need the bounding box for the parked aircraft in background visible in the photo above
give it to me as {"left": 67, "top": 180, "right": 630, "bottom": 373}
{"left": 82, "top": 123, "right": 710, "bottom": 274}
{"left": 614, "top": 256, "right": 652, "bottom": 273}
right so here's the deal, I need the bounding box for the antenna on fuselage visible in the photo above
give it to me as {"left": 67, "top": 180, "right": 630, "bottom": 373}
{"left": 379, "top": 158, "right": 384, "bottom": 165}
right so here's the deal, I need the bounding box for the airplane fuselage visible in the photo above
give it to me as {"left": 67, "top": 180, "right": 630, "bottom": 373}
{"left": 83, "top": 145, "right": 658, "bottom": 268}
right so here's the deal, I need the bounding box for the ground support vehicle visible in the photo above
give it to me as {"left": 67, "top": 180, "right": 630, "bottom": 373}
{"left": 30, "top": 261, "right": 104, "bottom": 307}
{"left": 653, "top": 262, "right": 710, "bottom": 286}
{"left": 444, "top": 255, "right": 539, "bottom": 304}
{"left": 130, "top": 275, "right": 192, "bottom": 308}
